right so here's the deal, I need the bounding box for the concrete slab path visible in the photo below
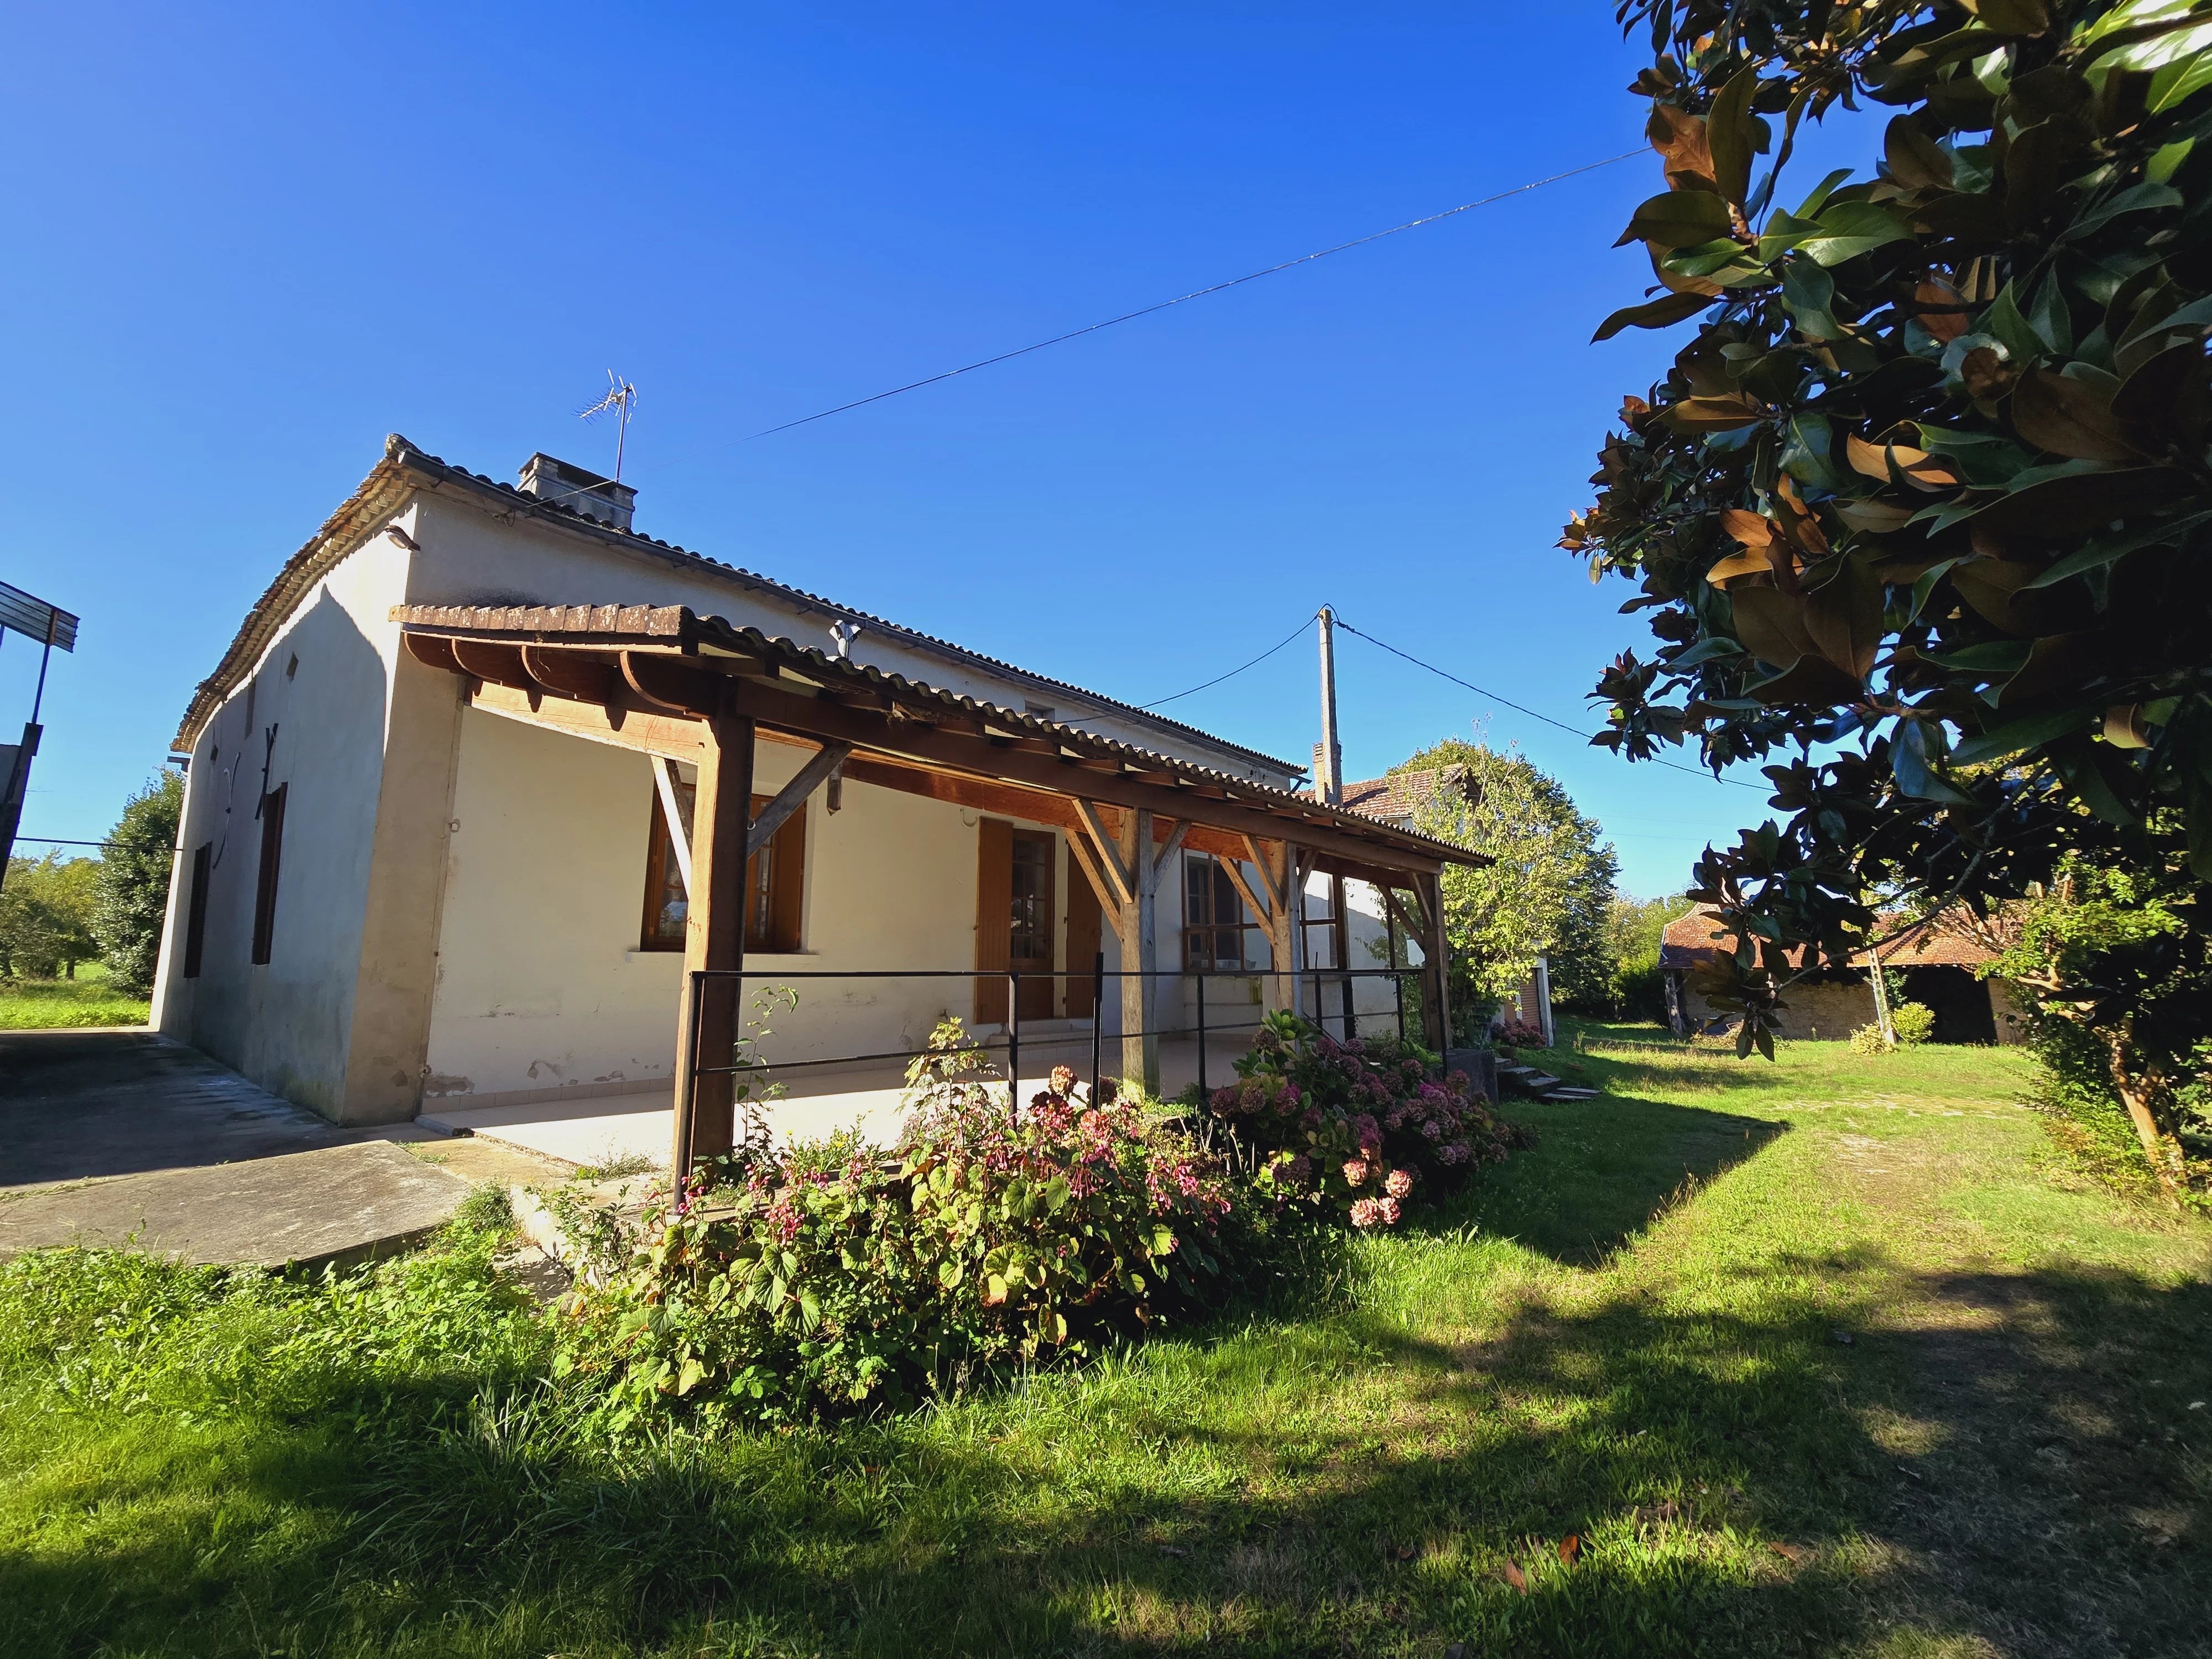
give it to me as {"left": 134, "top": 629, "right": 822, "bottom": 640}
{"left": 0, "top": 1028, "right": 430, "bottom": 1191}
{"left": 0, "top": 1140, "right": 472, "bottom": 1271}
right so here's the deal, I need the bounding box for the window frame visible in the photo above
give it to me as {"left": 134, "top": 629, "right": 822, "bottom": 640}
{"left": 1181, "top": 851, "right": 1260, "bottom": 973}
{"left": 638, "top": 780, "right": 807, "bottom": 954}
{"left": 251, "top": 784, "right": 286, "bottom": 966}
{"left": 182, "top": 842, "right": 212, "bottom": 978}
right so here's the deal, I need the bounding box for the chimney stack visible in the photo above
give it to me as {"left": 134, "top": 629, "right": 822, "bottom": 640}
{"left": 516, "top": 453, "right": 637, "bottom": 532}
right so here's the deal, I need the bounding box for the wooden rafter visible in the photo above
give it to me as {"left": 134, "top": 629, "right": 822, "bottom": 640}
{"left": 749, "top": 742, "right": 853, "bottom": 858}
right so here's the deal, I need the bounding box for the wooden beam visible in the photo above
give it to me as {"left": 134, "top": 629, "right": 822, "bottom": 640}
{"left": 1418, "top": 871, "right": 1453, "bottom": 1052}
{"left": 467, "top": 679, "right": 707, "bottom": 759}
{"left": 621, "top": 651, "right": 724, "bottom": 717}
{"left": 520, "top": 645, "right": 617, "bottom": 704}
{"left": 1073, "top": 798, "right": 1136, "bottom": 911}
{"left": 412, "top": 632, "right": 1454, "bottom": 875}
{"left": 1150, "top": 816, "right": 1191, "bottom": 881}
{"left": 1118, "top": 806, "right": 1160, "bottom": 1095}
{"left": 1064, "top": 825, "right": 1119, "bottom": 921}
{"left": 1218, "top": 854, "right": 1271, "bottom": 930}
{"left": 403, "top": 634, "right": 466, "bottom": 676}
{"left": 748, "top": 742, "right": 852, "bottom": 857}
{"left": 672, "top": 713, "right": 757, "bottom": 1171}
{"left": 652, "top": 755, "right": 693, "bottom": 894}
{"left": 451, "top": 639, "right": 534, "bottom": 691}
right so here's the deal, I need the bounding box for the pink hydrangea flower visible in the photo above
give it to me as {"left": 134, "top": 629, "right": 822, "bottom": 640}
{"left": 1377, "top": 1196, "right": 1401, "bottom": 1224}
{"left": 1349, "top": 1197, "right": 1383, "bottom": 1228}
{"left": 1342, "top": 1159, "right": 1370, "bottom": 1187}
{"left": 1385, "top": 1167, "right": 1414, "bottom": 1199}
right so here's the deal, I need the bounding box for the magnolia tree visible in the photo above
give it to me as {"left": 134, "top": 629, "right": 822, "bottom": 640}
{"left": 1566, "top": 0, "right": 2212, "bottom": 1188}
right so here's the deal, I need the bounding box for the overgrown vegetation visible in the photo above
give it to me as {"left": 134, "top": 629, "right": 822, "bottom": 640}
{"left": 556, "top": 1018, "right": 1514, "bottom": 1432}
{"left": 1392, "top": 740, "right": 1621, "bottom": 1021}
{"left": 1565, "top": 0, "right": 2212, "bottom": 1196}
{"left": 4, "top": 1030, "right": 2202, "bottom": 1656}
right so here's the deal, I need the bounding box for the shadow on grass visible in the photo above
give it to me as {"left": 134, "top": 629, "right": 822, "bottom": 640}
{"left": 1433, "top": 1092, "right": 1786, "bottom": 1265}
{"left": 6, "top": 1243, "right": 2205, "bottom": 1658}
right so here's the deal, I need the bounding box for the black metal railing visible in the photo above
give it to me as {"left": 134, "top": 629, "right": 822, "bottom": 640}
{"left": 671, "top": 956, "right": 1433, "bottom": 1172}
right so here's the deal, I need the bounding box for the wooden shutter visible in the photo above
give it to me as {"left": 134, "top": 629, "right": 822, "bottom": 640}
{"left": 769, "top": 802, "right": 806, "bottom": 952}
{"left": 182, "top": 842, "right": 211, "bottom": 978}
{"left": 975, "top": 816, "right": 1012, "bottom": 1025}
{"left": 251, "top": 784, "right": 286, "bottom": 966}
{"left": 1065, "top": 846, "right": 1100, "bottom": 1018}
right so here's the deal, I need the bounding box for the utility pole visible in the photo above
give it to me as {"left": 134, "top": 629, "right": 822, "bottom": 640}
{"left": 1316, "top": 606, "right": 1342, "bottom": 806}
{"left": 1316, "top": 607, "right": 1350, "bottom": 1035}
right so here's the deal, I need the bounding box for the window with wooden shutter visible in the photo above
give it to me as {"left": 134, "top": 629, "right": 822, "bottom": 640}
{"left": 639, "top": 781, "right": 806, "bottom": 953}
{"left": 182, "top": 842, "right": 211, "bottom": 978}
{"left": 251, "top": 785, "right": 286, "bottom": 966}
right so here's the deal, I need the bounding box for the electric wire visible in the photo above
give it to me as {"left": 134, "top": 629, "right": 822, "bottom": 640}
{"left": 524, "top": 148, "right": 1645, "bottom": 510}
{"left": 1137, "top": 615, "right": 1314, "bottom": 709}
{"left": 1328, "top": 616, "right": 1770, "bottom": 794}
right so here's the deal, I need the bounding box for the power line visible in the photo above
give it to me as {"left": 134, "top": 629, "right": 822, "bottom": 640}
{"left": 1329, "top": 616, "right": 1769, "bottom": 794}
{"left": 523, "top": 148, "right": 1645, "bottom": 512}
{"left": 735, "top": 151, "right": 1645, "bottom": 446}
{"left": 1138, "top": 614, "right": 1313, "bottom": 709}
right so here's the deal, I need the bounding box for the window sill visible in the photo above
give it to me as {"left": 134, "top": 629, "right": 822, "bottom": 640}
{"left": 624, "top": 948, "right": 820, "bottom": 963}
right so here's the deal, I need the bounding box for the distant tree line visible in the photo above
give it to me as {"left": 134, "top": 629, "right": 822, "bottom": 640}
{"left": 1, "top": 771, "right": 180, "bottom": 995}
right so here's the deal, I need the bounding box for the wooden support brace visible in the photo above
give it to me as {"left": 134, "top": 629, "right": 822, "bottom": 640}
{"left": 652, "top": 755, "right": 693, "bottom": 895}
{"left": 748, "top": 742, "right": 853, "bottom": 858}
{"left": 1073, "top": 798, "right": 1135, "bottom": 911}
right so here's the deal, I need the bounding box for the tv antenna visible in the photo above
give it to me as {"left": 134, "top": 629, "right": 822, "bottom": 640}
{"left": 578, "top": 371, "right": 639, "bottom": 484}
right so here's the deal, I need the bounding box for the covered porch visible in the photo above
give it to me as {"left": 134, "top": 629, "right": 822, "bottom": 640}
{"left": 395, "top": 602, "right": 1481, "bottom": 1173}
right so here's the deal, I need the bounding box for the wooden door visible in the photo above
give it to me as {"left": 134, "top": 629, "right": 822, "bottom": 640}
{"left": 976, "top": 819, "right": 1056, "bottom": 1025}
{"left": 1065, "top": 851, "right": 1101, "bottom": 1019}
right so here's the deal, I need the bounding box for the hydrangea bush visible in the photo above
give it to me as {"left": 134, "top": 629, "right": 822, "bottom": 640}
{"left": 557, "top": 1024, "right": 1234, "bottom": 1431}
{"left": 1206, "top": 1012, "right": 1528, "bottom": 1229}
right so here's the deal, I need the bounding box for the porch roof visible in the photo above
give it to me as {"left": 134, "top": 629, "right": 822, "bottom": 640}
{"left": 393, "top": 601, "right": 1489, "bottom": 881}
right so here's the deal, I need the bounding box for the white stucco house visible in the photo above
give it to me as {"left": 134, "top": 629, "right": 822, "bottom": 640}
{"left": 153, "top": 437, "right": 1478, "bottom": 1167}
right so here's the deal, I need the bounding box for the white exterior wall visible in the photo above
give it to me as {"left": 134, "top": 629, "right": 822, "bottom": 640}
{"left": 152, "top": 529, "right": 440, "bottom": 1118}
{"left": 421, "top": 707, "right": 1013, "bottom": 1105}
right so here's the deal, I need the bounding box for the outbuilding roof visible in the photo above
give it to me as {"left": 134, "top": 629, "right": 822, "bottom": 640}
{"left": 1660, "top": 905, "right": 2001, "bottom": 972}
{"left": 176, "top": 434, "right": 1301, "bottom": 778}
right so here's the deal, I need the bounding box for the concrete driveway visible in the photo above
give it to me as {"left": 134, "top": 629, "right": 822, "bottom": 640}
{"left": 0, "top": 1029, "right": 568, "bottom": 1267}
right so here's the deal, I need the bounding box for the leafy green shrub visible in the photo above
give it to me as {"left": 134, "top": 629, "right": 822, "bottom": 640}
{"left": 1207, "top": 1013, "right": 1527, "bottom": 1228}
{"left": 556, "top": 1024, "right": 1237, "bottom": 1432}
{"left": 92, "top": 772, "right": 180, "bottom": 997}
{"left": 1849, "top": 1022, "right": 1890, "bottom": 1056}
{"left": 1890, "top": 1002, "right": 1936, "bottom": 1047}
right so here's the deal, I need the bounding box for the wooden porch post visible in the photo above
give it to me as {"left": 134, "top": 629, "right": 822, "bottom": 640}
{"left": 1418, "top": 870, "right": 1453, "bottom": 1052}
{"left": 1117, "top": 806, "right": 1160, "bottom": 1095}
{"left": 670, "top": 710, "right": 755, "bottom": 1175}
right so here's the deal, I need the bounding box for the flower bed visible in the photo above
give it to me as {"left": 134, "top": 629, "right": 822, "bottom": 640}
{"left": 1207, "top": 1013, "right": 1528, "bottom": 1227}
{"left": 557, "top": 1016, "right": 1529, "bottom": 1430}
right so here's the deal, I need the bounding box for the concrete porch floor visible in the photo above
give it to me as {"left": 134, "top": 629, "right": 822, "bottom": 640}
{"left": 417, "top": 1031, "right": 1259, "bottom": 1169}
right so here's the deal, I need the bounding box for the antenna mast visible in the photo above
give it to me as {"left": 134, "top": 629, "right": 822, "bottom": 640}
{"left": 578, "top": 371, "right": 639, "bottom": 484}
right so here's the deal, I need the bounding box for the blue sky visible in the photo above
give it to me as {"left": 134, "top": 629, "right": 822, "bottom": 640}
{"left": 0, "top": 3, "right": 1860, "bottom": 897}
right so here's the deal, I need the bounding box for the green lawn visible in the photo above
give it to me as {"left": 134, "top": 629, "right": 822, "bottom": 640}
{"left": 0, "top": 963, "right": 149, "bottom": 1029}
{"left": 3, "top": 1026, "right": 2206, "bottom": 1656}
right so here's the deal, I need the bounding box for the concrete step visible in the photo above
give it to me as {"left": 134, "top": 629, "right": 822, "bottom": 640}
{"left": 1543, "top": 1086, "right": 1600, "bottom": 1102}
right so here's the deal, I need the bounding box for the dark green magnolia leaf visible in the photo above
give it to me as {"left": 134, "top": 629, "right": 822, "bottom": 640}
{"left": 2022, "top": 507, "right": 2212, "bottom": 587}
{"left": 1893, "top": 718, "right": 1975, "bottom": 803}
{"left": 1799, "top": 201, "right": 1912, "bottom": 265}
{"left": 1615, "top": 191, "right": 1734, "bottom": 251}
{"left": 1959, "top": 0, "right": 2050, "bottom": 36}
{"left": 1884, "top": 116, "right": 1955, "bottom": 190}
{"left": 1979, "top": 283, "right": 2048, "bottom": 363}
{"left": 2063, "top": 180, "right": 2186, "bottom": 243}
{"left": 1793, "top": 167, "right": 1855, "bottom": 220}
{"left": 2049, "top": 735, "right": 2140, "bottom": 827}
{"left": 1709, "top": 66, "right": 1761, "bottom": 205}
{"left": 1951, "top": 700, "right": 2103, "bottom": 765}
{"left": 1972, "top": 461, "right": 2190, "bottom": 539}
{"left": 1592, "top": 291, "right": 1712, "bottom": 342}
{"left": 1781, "top": 259, "right": 1840, "bottom": 338}
{"left": 1756, "top": 209, "right": 1823, "bottom": 263}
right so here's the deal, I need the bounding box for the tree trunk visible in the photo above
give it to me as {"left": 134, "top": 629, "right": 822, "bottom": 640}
{"left": 2107, "top": 1030, "right": 2185, "bottom": 1200}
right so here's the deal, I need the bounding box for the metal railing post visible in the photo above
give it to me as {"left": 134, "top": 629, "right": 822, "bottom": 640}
{"left": 1091, "top": 950, "right": 1105, "bottom": 1104}
{"left": 1008, "top": 971, "right": 1021, "bottom": 1118}
{"left": 1394, "top": 971, "right": 1406, "bottom": 1047}
{"left": 1196, "top": 972, "right": 1207, "bottom": 1098}
{"left": 674, "top": 969, "right": 705, "bottom": 1182}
